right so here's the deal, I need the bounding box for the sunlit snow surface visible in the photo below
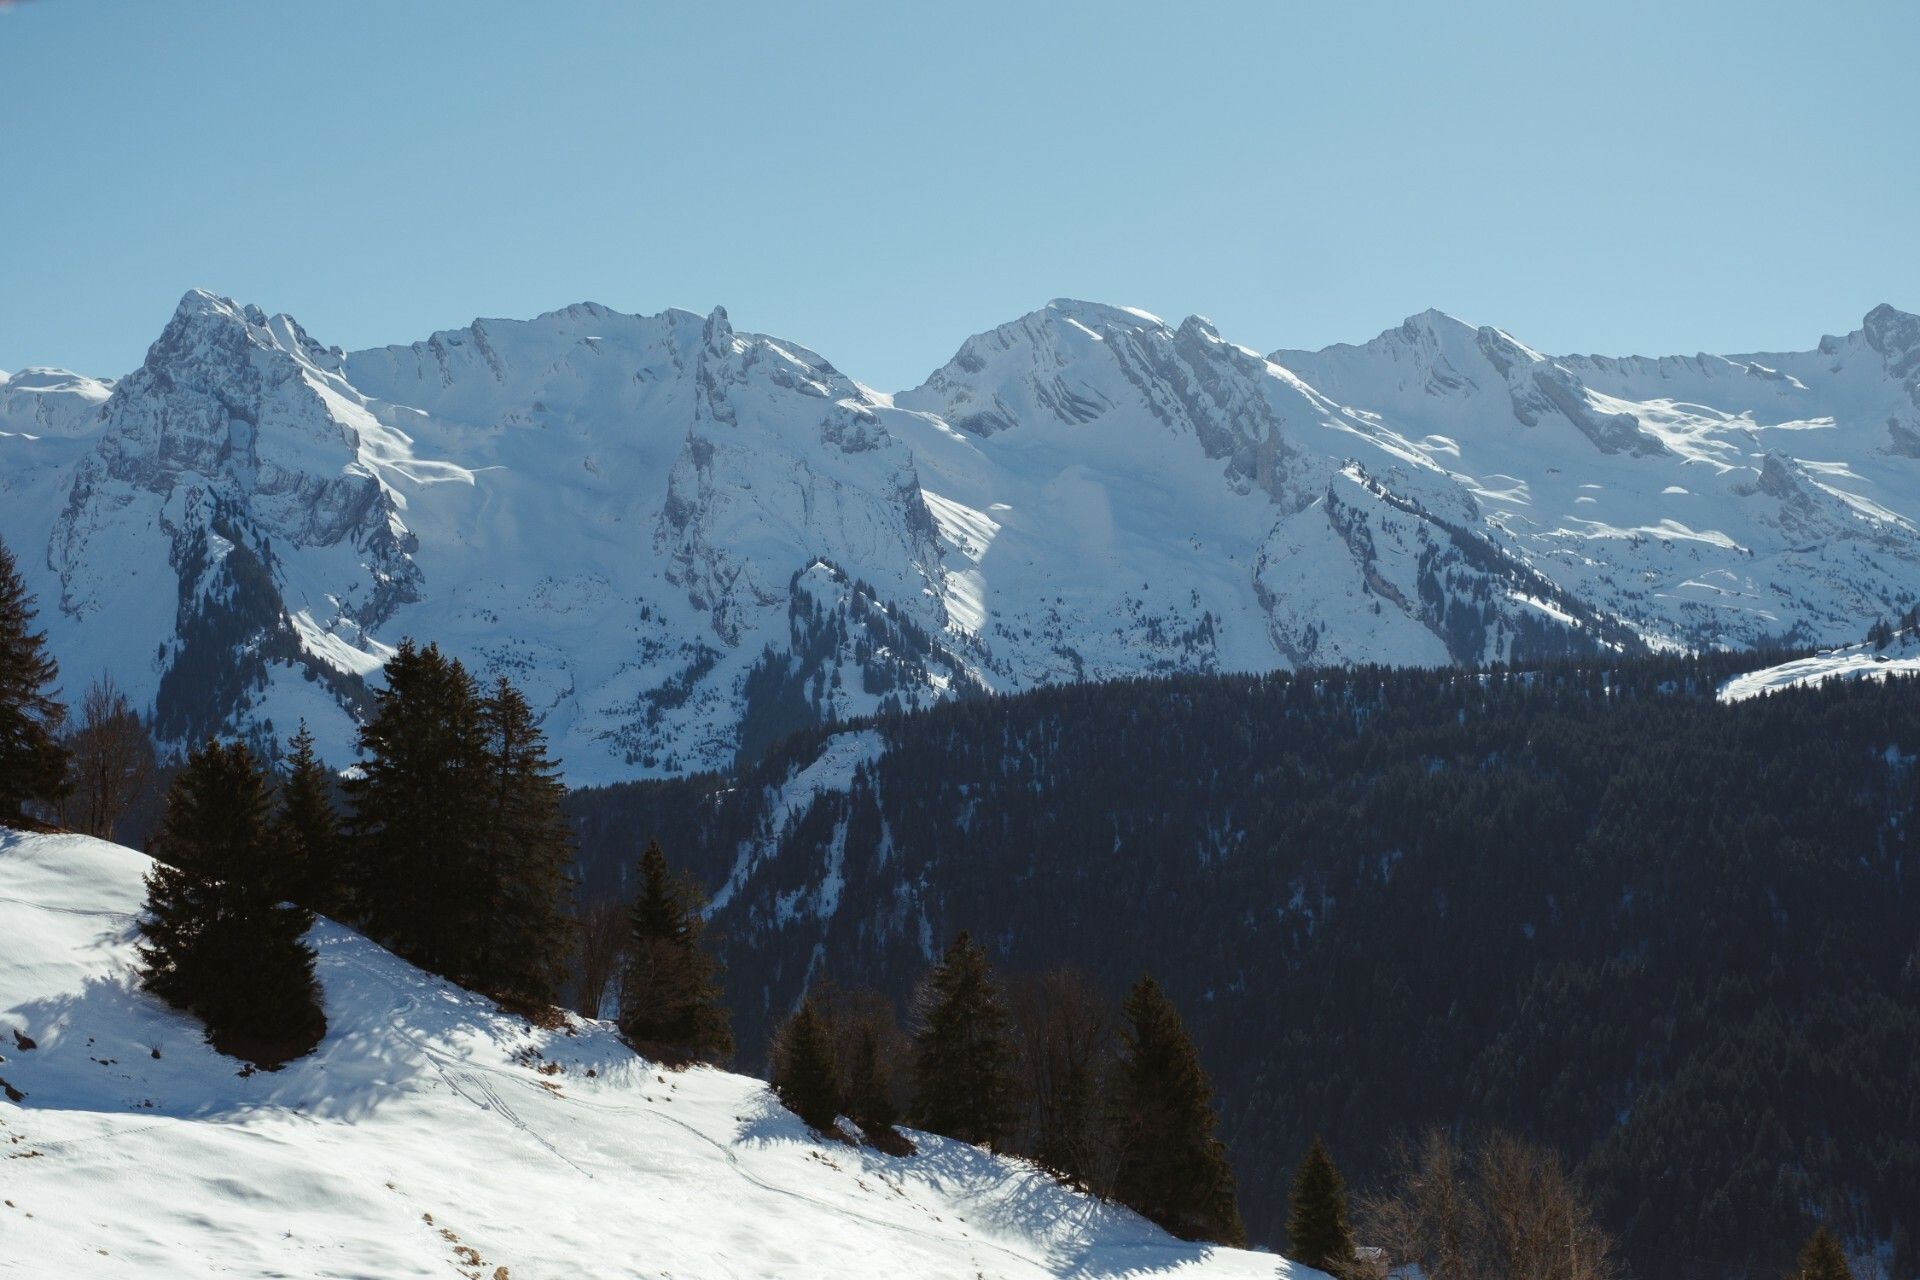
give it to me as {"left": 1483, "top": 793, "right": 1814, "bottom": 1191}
{"left": 8, "top": 294, "right": 1920, "bottom": 781}
{"left": 1718, "top": 637, "right": 1920, "bottom": 703}
{"left": 0, "top": 830, "right": 1298, "bottom": 1279}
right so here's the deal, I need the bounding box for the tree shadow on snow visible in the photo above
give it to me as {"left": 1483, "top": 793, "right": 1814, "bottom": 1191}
{"left": 727, "top": 1090, "right": 1246, "bottom": 1278}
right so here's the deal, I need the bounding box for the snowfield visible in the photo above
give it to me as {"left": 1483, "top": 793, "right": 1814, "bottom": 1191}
{"left": 0, "top": 829, "right": 1297, "bottom": 1280}
{"left": 1718, "top": 634, "right": 1920, "bottom": 703}
{"left": 8, "top": 293, "right": 1920, "bottom": 783}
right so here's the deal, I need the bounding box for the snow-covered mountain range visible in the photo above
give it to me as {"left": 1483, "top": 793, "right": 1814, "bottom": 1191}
{"left": 0, "top": 827, "right": 1298, "bottom": 1278}
{"left": 5, "top": 291, "right": 1918, "bottom": 781}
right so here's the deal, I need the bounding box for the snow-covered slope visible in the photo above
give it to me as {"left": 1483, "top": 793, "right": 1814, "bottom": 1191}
{"left": 0, "top": 828, "right": 1293, "bottom": 1279}
{"left": 4, "top": 292, "right": 1919, "bottom": 780}
{"left": 1719, "top": 629, "right": 1920, "bottom": 703}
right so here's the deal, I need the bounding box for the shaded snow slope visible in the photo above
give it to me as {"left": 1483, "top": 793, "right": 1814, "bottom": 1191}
{"left": 6, "top": 292, "right": 1920, "bottom": 780}
{"left": 0, "top": 829, "right": 1294, "bottom": 1279}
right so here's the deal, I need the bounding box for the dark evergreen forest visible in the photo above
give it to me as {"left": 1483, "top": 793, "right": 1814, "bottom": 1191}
{"left": 567, "top": 652, "right": 1920, "bottom": 1280}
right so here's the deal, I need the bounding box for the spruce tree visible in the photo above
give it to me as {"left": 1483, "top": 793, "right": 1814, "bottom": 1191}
{"left": 470, "top": 677, "right": 576, "bottom": 1007}
{"left": 0, "top": 536, "right": 69, "bottom": 824}
{"left": 276, "top": 722, "right": 341, "bottom": 916}
{"left": 1796, "top": 1228, "right": 1854, "bottom": 1280}
{"left": 344, "top": 640, "right": 488, "bottom": 981}
{"left": 910, "top": 930, "right": 1018, "bottom": 1148}
{"left": 1288, "top": 1135, "right": 1355, "bottom": 1273}
{"left": 1110, "top": 975, "right": 1245, "bottom": 1246}
{"left": 772, "top": 995, "right": 840, "bottom": 1132}
{"left": 138, "top": 740, "right": 325, "bottom": 1064}
{"left": 618, "top": 839, "right": 733, "bottom": 1063}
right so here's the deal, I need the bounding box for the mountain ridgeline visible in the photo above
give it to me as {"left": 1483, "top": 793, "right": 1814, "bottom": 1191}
{"left": 566, "top": 653, "right": 1920, "bottom": 1280}
{"left": 7, "top": 292, "right": 1920, "bottom": 780}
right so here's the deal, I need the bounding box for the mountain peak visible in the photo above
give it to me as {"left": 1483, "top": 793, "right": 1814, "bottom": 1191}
{"left": 1395, "top": 307, "right": 1478, "bottom": 342}
{"left": 1041, "top": 298, "right": 1167, "bottom": 332}
{"left": 1862, "top": 302, "right": 1920, "bottom": 362}
{"left": 169, "top": 286, "right": 247, "bottom": 326}
{"left": 704, "top": 304, "right": 734, "bottom": 354}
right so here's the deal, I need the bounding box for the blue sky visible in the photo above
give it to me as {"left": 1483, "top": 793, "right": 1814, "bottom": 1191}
{"left": 2, "top": 0, "right": 1915, "bottom": 389}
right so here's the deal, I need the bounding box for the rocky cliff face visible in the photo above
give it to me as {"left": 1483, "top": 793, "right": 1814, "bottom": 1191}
{"left": 5, "top": 291, "right": 1918, "bottom": 780}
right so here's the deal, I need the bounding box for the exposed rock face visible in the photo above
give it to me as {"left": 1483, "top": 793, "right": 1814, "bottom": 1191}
{"left": 5, "top": 292, "right": 1919, "bottom": 780}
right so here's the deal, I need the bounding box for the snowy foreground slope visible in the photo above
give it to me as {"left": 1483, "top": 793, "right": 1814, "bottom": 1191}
{"left": 6, "top": 295, "right": 1920, "bottom": 779}
{"left": 0, "top": 830, "right": 1294, "bottom": 1280}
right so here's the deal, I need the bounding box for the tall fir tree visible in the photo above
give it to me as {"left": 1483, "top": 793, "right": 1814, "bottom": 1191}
{"left": 138, "top": 740, "right": 325, "bottom": 1064}
{"left": 618, "top": 839, "right": 733, "bottom": 1063}
{"left": 344, "top": 640, "right": 489, "bottom": 982}
{"left": 1796, "top": 1228, "right": 1854, "bottom": 1280}
{"left": 772, "top": 995, "right": 840, "bottom": 1132}
{"left": 276, "top": 721, "right": 342, "bottom": 916}
{"left": 0, "top": 536, "right": 69, "bottom": 824}
{"left": 1287, "top": 1135, "right": 1355, "bottom": 1273}
{"left": 1110, "top": 975, "right": 1245, "bottom": 1246}
{"left": 469, "top": 677, "right": 577, "bottom": 1007}
{"left": 910, "top": 930, "right": 1018, "bottom": 1148}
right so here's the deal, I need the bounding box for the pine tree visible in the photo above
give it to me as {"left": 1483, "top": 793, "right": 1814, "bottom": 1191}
{"left": 344, "top": 640, "right": 488, "bottom": 981}
{"left": 910, "top": 930, "right": 1018, "bottom": 1148}
{"left": 469, "top": 677, "right": 577, "bottom": 1007}
{"left": 276, "top": 721, "right": 342, "bottom": 916}
{"left": 618, "top": 839, "right": 733, "bottom": 1063}
{"left": 1795, "top": 1228, "right": 1854, "bottom": 1280}
{"left": 138, "top": 740, "right": 325, "bottom": 1064}
{"left": 0, "top": 536, "right": 69, "bottom": 824}
{"left": 772, "top": 995, "right": 840, "bottom": 1133}
{"left": 1288, "top": 1135, "right": 1355, "bottom": 1273}
{"left": 1110, "top": 975, "right": 1245, "bottom": 1246}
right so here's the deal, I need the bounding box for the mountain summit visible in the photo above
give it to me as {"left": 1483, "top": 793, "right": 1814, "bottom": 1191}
{"left": 4, "top": 293, "right": 1917, "bottom": 780}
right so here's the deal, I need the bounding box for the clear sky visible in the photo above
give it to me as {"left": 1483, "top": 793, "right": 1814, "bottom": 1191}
{"left": 3, "top": 0, "right": 1915, "bottom": 390}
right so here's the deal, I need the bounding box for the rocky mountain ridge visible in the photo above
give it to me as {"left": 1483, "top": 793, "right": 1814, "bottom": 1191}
{"left": 4, "top": 291, "right": 1916, "bottom": 781}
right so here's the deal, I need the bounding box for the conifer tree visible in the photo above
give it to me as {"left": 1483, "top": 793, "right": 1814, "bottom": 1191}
{"left": 618, "top": 839, "right": 733, "bottom": 1063}
{"left": 138, "top": 739, "right": 325, "bottom": 1064}
{"left": 1288, "top": 1135, "right": 1355, "bottom": 1273}
{"left": 0, "top": 536, "right": 69, "bottom": 824}
{"left": 471, "top": 677, "right": 576, "bottom": 1006}
{"left": 1795, "top": 1228, "right": 1854, "bottom": 1280}
{"left": 344, "top": 640, "right": 488, "bottom": 980}
{"left": 772, "top": 995, "right": 840, "bottom": 1132}
{"left": 1110, "top": 975, "right": 1245, "bottom": 1246}
{"left": 276, "top": 721, "right": 341, "bottom": 916}
{"left": 910, "top": 930, "right": 1018, "bottom": 1148}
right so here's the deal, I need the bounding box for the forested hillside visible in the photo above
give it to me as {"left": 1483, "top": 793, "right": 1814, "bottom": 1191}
{"left": 568, "top": 654, "right": 1920, "bottom": 1279}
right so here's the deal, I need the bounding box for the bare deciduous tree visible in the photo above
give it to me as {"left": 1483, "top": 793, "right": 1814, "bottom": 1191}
{"left": 571, "top": 896, "right": 627, "bottom": 1019}
{"left": 819, "top": 984, "right": 911, "bottom": 1148}
{"left": 1359, "top": 1128, "right": 1478, "bottom": 1280}
{"left": 1359, "top": 1128, "right": 1617, "bottom": 1280}
{"left": 1479, "top": 1130, "right": 1618, "bottom": 1280}
{"left": 1009, "top": 966, "right": 1120, "bottom": 1192}
{"left": 60, "top": 674, "right": 155, "bottom": 840}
